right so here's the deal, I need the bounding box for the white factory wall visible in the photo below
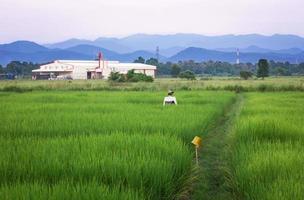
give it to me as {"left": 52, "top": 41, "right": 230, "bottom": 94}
{"left": 72, "top": 66, "right": 88, "bottom": 79}
{"left": 101, "top": 68, "right": 112, "bottom": 79}
{"left": 134, "top": 69, "right": 155, "bottom": 78}
{"left": 148, "top": 70, "right": 156, "bottom": 78}
{"left": 33, "top": 60, "right": 157, "bottom": 80}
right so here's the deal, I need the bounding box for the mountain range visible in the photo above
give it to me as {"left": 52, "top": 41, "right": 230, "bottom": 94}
{"left": 1, "top": 34, "right": 304, "bottom": 65}
{"left": 46, "top": 34, "right": 304, "bottom": 53}
{"left": 171, "top": 47, "right": 304, "bottom": 63}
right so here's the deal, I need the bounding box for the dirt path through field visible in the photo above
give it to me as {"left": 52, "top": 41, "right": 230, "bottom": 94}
{"left": 191, "top": 94, "right": 244, "bottom": 200}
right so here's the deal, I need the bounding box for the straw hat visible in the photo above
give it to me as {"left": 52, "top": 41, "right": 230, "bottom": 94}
{"left": 168, "top": 90, "right": 174, "bottom": 95}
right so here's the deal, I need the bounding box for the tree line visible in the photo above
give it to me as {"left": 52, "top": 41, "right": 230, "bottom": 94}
{"left": 0, "top": 61, "right": 40, "bottom": 76}
{"left": 1, "top": 58, "right": 304, "bottom": 79}
{"left": 134, "top": 56, "right": 304, "bottom": 79}
{"left": 157, "top": 59, "right": 304, "bottom": 77}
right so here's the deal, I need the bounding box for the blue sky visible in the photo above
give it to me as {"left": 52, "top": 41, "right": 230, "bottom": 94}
{"left": 0, "top": 0, "right": 303, "bottom": 43}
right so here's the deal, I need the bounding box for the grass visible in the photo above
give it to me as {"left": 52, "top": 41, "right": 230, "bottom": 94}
{"left": 0, "top": 183, "right": 143, "bottom": 200}
{"left": 0, "top": 134, "right": 191, "bottom": 199}
{"left": 0, "top": 76, "right": 303, "bottom": 92}
{"left": 230, "top": 92, "right": 304, "bottom": 200}
{"left": 0, "top": 91, "right": 235, "bottom": 199}
{"left": 191, "top": 94, "right": 243, "bottom": 200}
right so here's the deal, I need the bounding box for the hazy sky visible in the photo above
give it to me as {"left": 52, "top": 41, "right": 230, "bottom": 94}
{"left": 0, "top": 0, "right": 303, "bottom": 43}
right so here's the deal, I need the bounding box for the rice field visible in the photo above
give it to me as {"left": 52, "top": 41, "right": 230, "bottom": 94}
{"left": 1, "top": 76, "right": 303, "bottom": 92}
{"left": 0, "top": 91, "right": 235, "bottom": 199}
{"left": 230, "top": 92, "right": 304, "bottom": 200}
{"left": 1, "top": 88, "right": 303, "bottom": 200}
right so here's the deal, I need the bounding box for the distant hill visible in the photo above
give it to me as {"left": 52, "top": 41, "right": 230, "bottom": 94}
{"left": 118, "top": 50, "right": 160, "bottom": 62}
{"left": 160, "top": 46, "right": 186, "bottom": 57}
{"left": 45, "top": 34, "right": 304, "bottom": 53}
{"left": 216, "top": 46, "right": 304, "bottom": 54}
{"left": 0, "top": 42, "right": 105, "bottom": 65}
{"left": 170, "top": 47, "right": 235, "bottom": 62}
{"left": 0, "top": 41, "right": 49, "bottom": 53}
{"left": 0, "top": 42, "right": 162, "bottom": 65}
{"left": 169, "top": 47, "right": 304, "bottom": 63}
{"left": 46, "top": 38, "right": 131, "bottom": 53}
{"left": 93, "top": 37, "right": 131, "bottom": 53}
{"left": 216, "top": 46, "right": 271, "bottom": 53}
{"left": 44, "top": 38, "right": 93, "bottom": 49}
{"left": 0, "top": 50, "right": 92, "bottom": 66}
{"left": 66, "top": 45, "right": 120, "bottom": 59}
{"left": 274, "top": 48, "right": 303, "bottom": 55}
{"left": 1, "top": 38, "right": 304, "bottom": 66}
{"left": 65, "top": 45, "right": 157, "bottom": 61}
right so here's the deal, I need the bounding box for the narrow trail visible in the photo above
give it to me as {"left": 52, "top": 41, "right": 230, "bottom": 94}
{"left": 191, "top": 94, "right": 244, "bottom": 200}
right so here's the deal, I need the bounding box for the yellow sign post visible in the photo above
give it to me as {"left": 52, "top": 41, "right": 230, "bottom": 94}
{"left": 191, "top": 136, "right": 202, "bottom": 165}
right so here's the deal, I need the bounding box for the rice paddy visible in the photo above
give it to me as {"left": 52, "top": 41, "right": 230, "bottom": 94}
{"left": 1, "top": 83, "right": 303, "bottom": 200}
{"left": 1, "top": 76, "right": 303, "bottom": 92}
{"left": 230, "top": 92, "right": 304, "bottom": 200}
{"left": 0, "top": 91, "right": 235, "bottom": 199}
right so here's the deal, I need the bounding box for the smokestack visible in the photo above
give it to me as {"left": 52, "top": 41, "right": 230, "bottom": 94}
{"left": 98, "top": 52, "right": 103, "bottom": 68}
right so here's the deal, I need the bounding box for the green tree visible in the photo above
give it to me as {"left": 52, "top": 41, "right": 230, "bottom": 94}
{"left": 109, "top": 72, "right": 126, "bottom": 82}
{"left": 127, "top": 70, "right": 153, "bottom": 82}
{"left": 6, "top": 61, "right": 23, "bottom": 74}
{"left": 240, "top": 71, "right": 252, "bottom": 80}
{"left": 0, "top": 65, "right": 4, "bottom": 74}
{"left": 109, "top": 70, "right": 153, "bottom": 82}
{"left": 275, "top": 67, "right": 287, "bottom": 76}
{"left": 5, "top": 61, "right": 38, "bottom": 75}
{"left": 298, "top": 63, "right": 304, "bottom": 74}
{"left": 257, "top": 59, "right": 269, "bottom": 79}
{"left": 179, "top": 70, "right": 196, "bottom": 80}
{"left": 157, "top": 62, "right": 172, "bottom": 75}
{"left": 171, "top": 64, "right": 181, "bottom": 78}
{"left": 145, "top": 58, "right": 159, "bottom": 66}
{"left": 134, "top": 56, "right": 145, "bottom": 64}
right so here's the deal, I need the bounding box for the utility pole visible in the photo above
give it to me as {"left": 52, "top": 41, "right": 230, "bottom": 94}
{"left": 236, "top": 48, "right": 240, "bottom": 65}
{"left": 156, "top": 46, "right": 160, "bottom": 62}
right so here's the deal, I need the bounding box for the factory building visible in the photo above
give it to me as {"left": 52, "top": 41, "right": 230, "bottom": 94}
{"left": 32, "top": 59, "right": 157, "bottom": 80}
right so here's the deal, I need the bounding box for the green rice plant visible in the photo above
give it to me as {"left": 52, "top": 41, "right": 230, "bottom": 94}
{"left": 0, "top": 91, "right": 235, "bottom": 199}
{"left": 0, "top": 182, "right": 144, "bottom": 200}
{"left": 230, "top": 92, "right": 304, "bottom": 200}
{"left": 0, "top": 76, "right": 303, "bottom": 92}
{"left": 0, "top": 134, "right": 192, "bottom": 199}
{"left": 0, "top": 91, "right": 234, "bottom": 142}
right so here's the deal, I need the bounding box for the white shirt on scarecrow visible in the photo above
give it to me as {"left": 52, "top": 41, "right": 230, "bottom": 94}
{"left": 163, "top": 90, "right": 177, "bottom": 105}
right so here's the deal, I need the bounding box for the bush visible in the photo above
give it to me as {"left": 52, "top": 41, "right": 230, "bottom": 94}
{"left": 109, "top": 72, "right": 121, "bottom": 81}
{"left": 109, "top": 72, "right": 127, "bottom": 82}
{"left": 1, "top": 86, "right": 32, "bottom": 93}
{"left": 127, "top": 70, "right": 154, "bottom": 82}
{"left": 240, "top": 71, "right": 253, "bottom": 80}
{"left": 109, "top": 70, "right": 153, "bottom": 83}
{"left": 178, "top": 70, "right": 196, "bottom": 80}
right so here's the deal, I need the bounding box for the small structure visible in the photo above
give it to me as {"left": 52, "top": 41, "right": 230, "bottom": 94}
{"left": 32, "top": 56, "right": 157, "bottom": 80}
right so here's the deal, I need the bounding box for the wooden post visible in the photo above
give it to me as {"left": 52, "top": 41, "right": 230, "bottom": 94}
{"left": 195, "top": 146, "right": 199, "bottom": 165}
{"left": 191, "top": 136, "right": 202, "bottom": 165}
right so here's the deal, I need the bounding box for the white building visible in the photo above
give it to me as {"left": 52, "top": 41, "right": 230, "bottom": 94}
{"left": 32, "top": 60, "right": 157, "bottom": 80}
